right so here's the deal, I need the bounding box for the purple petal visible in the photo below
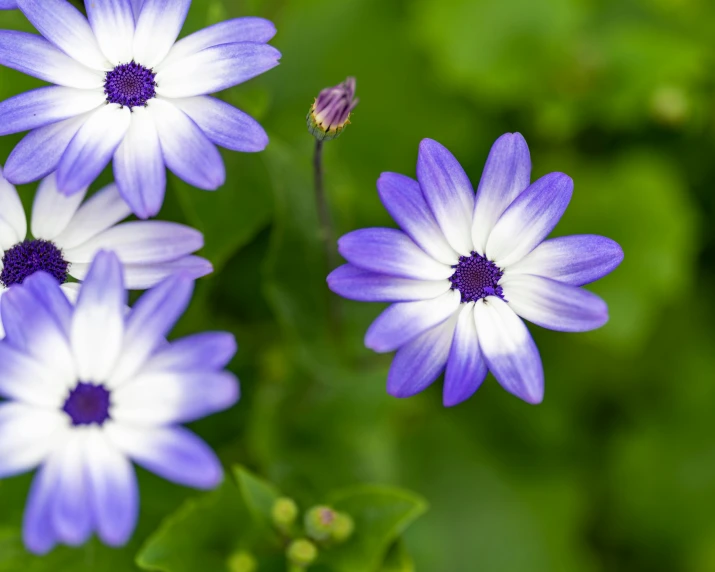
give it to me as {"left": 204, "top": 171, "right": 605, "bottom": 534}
{"left": 148, "top": 99, "right": 225, "bottom": 190}
{"left": 51, "top": 434, "right": 93, "bottom": 546}
{"left": 17, "top": 0, "right": 110, "bottom": 70}
{"left": 4, "top": 113, "right": 89, "bottom": 185}
{"left": 501, "top": 274, "right": 609, "bottom": 332}
{"left": 474, "top": 297, "right": 544, "bottom": 404}
{"left": 56, "top": 105, "right": 131, "bottom": 195}
{"left": 156, "top": 42, "right": 281, "bottom": 99}
{"left": 0, "top": 0, "right": 18, "bottom": 8}
{"left": 144, "top": 332, "right": 237, "bottom": 372}
{"left": 472, "top": 133, "right": 531, "bottom": 254}
{"left": 0, "top": 30, "right": 104, "bottom": 88}
{"left": 0, "top": 87, "right": 104, "bottom": 136}
{"left": 327, "top": 264, "right": 451, "bottom": 302}
{"left": 486, "top": 172, "right": 573, "bottom": 268}
{"left": 0, "top": 340, "right": 64, "bottom": 405}
{"left": 171, "top": 96, "right": 268, "bottom": 152}
{"left": 22, "top": 271, "right": 74, "bottom": 335}
{"left": 387, "top": 315, "right": 457, "bottom": 398}
{"left": 132, "top": 0, "right": 191, "bottom": 68}
{"left": 85, "top": 0, "right": 135, "bottom": 64}
{"left": 160, "top": 17, "right": 277, "bottom": 69}
{"left": 416, "top": 139, "right": 475, "bottom": 255}
{"left": 338, "top": 228, "right": 453, "bottom": 280}
{"left": 377, "top": 172, "right": 458, "bottom": 265}
{"left": 23, "top": 457, "right": 60, "bottom": 555}
{"left": 365, "top": 290, "right": 460, "bottom": 353}
{"left": 114, "top": 107, "right": 166, "bottom": 219}
{"left": 86, "top": 430, "right": 138, "bottom": 546}
{"left": 506, "top": 234, "right": 624, "bottom": 286}
{"left": 106, "top": 424, "right": 224, "bottom": 489}
{"left": 31, "top": 173, "right": 87, "bottom": 241}
{"left": 443, "top": 304, "right": 488, "bottom": 407}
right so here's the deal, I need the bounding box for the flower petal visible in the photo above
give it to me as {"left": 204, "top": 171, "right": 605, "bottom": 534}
{"left": 107, "top": 274, "right": 193, "bottom": 388}
{"left": 69, "top": 256, "right": 213, "bottom": 290}
{"left": 85, "top": 428, "right": 138, "bottom": 547}
{"left": 106, "top": 423, "right": 223, "bottom": 489}
{"left": 0, "top": 0, "right": 18, "bottom": 8}
{"left": 338, "top": 228, "right": 454, "bottom": 280}
{"left": 143, "top": 332, "right": 237, "bottom": 373}
{"left": 85, "top": 0, "right": 135, "bottom": 64}
{"left": 159, "top": 17, "right": 276, "bottom": 70}
{"left": 0, "top": 340, "right": 66, "bottom": 405}
{"left": 23, "top": 271, "right": 74, "bottom": 333}
{"left": 132, "top": 0, "right": 190, "bottom": 68}
{"left": 486, "top": 172, "right": 573, "bottom": 268}
{"left": 71, "top": 251, "right": 126, "bottom": 382}
{"left": 155, "top": 42, "right": 281, "bottom": 98}
{"left": 0, "top": 30, "right": 105, "bottom": 88}
{"left": 170, "top": 96, "right": 268, "bottom": 152}
{"left": 387, "top": 314, "right": 457, "bottom": 398}
{"left": 56, "top": 104, "right": 131, "bottom": 196}
{"left": 505, "top": 235, "right": 624, "bottom": 286}
{"left": 501, "top": 274, "right": 609, "bottom": 332}
{"left": 17, "top": 0, "right": 110, "bottom": 70}
{"left": 53, "top": 183, "right": 132, "bottom": 250}
{"left": 64, "top": 221, "right": 204, "bottom": 264}
{"left": 0, "top": 166, "right": 28, "bottom": 248}
{"left": 416, "top": 139, "right": 475, "bottom": 255}
{"left": 0, "top": 402, "right": 66, "bottom": 478}
{"left": 377, "top": 172, "right": 458, "bottom": 265}
{"left": 23, "top": 453, "right": 62, "bottom": 555}
{"left": 365, "top": 290, "right": 460, "bottom": 353}
{"left": 443, "top": 303, "right": 488, "bottom": 407}
{"left": 471, "top": 133, "right": 531, "bottom": 254}
{"left": 327, "top": 264, "right": 451, "bottom": 302}
{"left": 31, "top": 172, "right": 87, "bottom": 241}
{"left": 3, "top": 113, "right": 90, "bottom": 185}
{"left": 473, "top": 296, "right": 543, "bottom": 404}
{"left": 0, "top": 86, "right": 105, "bottom": 136}
{"left": 113, "top": 106, "right": 166, "bottom": 219}
{"left": 148, "top": 98, "right": 225, "bottom": 190}
{"left": 113, "top": 370, "right": 239, "bottom": 424}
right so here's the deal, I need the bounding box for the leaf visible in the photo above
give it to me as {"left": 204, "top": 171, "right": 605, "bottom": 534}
{"left": 379, "top": 540, "right": 415, "bottom": 572}
{"left": 320, "top": 485, "right": 428, "bottom": 572}
{"left": 232, "top": 465, "right": 280, "bottom": 530}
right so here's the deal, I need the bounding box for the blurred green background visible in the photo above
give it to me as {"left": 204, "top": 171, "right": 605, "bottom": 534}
{"left": 1, "top": 0, "right": 715, "bottom": 570}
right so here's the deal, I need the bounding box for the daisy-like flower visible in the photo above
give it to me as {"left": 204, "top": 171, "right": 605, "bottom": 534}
{"left": 0, "top": 1, "right": 17, "bottom": 9}
{"left": 327, "top": 134, "right": 623, "bottom": 405}
{"left": 0, "top": 250, "right": 239, "bottom": 553}
{"left": 0, "top": 166, "right": 211, "bottom": 333}
{"left": 0, "top": 0, "right": 280, "bottom": 218}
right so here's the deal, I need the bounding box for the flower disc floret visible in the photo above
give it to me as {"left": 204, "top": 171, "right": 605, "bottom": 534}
{"left": 104, "top": 62, "right": 157, "bottom": 108}
{"left": 449, "top": 252, "right": 504, "bottom": 302}
{"left": 0, "top": 239, "right": 68, "bottom": 287}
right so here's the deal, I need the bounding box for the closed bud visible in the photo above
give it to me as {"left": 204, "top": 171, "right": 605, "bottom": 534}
{"left": 304, "top": 505, "right": 336, "bottom": 541}
{"left": 227, "top": 550, "right": 258, "bottom": 572}
{"left": 307, "top": 77, "right": 358, "bottom": 141}
{"left": 331, "top": 512, "right": 354, "bottom": 543}
{"left": 287, "top": 538, "right": 318, "bottom": 567}
{"left": 272, "top": 496, "right": 299, "bottom": 530}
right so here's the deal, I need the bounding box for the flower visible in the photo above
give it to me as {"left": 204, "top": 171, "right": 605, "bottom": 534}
{"left": 307, "top": 77, "right": 358, "bottom": 141}
{"left": 327, "top": 134, "right": 624, "bottom": 405}
{"left": 0, "top": 0, "right": 281, "bottom": 218}
{"left": 0, "top": 251, "right": 239, "bottom": 553}
{"left": 0, "top": 166, "right": 211, "bottom": 334}
{"left": 0, "top": 1, "right": 17, "bottom": 9}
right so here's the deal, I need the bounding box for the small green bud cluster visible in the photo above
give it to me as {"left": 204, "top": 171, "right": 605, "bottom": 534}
{"left": 270, "top": 497, "right": 355, "bottom": 570}
{"left": 227, "top": 550, "right": 258, "bottom": 572}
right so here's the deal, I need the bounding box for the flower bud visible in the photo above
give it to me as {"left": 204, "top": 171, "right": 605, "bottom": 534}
{"left": 304, "top": 505, "right": 336, "bottom": 541}
{"left": 287, "top": 538, "right": 318, "bottom": 567}
{"left": 272, "top": 496, "right": 299, "bottom": 530}
{"left": 227, "top": 550, "right": 258, "bottom": 572}
{"left": 330, "top": 512, "right": 354, "bottom": 543}
{"left": 307, "top": 77, "right": 358, "bottom": 141}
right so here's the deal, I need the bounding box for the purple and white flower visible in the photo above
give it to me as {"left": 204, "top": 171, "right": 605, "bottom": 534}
{"left": 328, "top": 134, "right": 623, "bottom": 406}
{"left": 0, "top": 166, "right": 211, "bottom": 333}
{"left": 0, "top": 1, "right": 17, "bottom": 9}
{"left": 0, "top": 250, "right": 239, "bottom": 553}
{"left": 0, "top": 0, "right": 280, "bottom": 218}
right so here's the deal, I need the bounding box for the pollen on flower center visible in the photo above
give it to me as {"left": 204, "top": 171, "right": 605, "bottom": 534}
{"left": 63, "top": 383, "right": 111, "bottom": 426}
{"left": 449, "top": 252, "right": 504, "bottom": 303}
{"left": 104, "top": 61, "right": 157, "bottom": 108}
{"left": 0, "top": 239, "right": 69, "bottom": 288}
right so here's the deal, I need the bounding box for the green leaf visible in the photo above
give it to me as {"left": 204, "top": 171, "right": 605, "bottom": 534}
{"left": 232, "top": 465, "right": 280, "bottom": 530}
{"left": 320, "top": 485, "right": 428, "bottom": 572}
{"left": 379, "top": 540, "right": 415, "bottom": 572}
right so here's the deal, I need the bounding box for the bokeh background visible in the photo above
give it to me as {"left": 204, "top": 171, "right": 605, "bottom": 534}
{"left": 1, "top": 0, "right": 715, "bottom": 570}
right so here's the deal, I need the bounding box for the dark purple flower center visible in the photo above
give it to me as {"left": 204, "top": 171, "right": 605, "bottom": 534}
{"left": 0, "top": 239, "right": 69, "bottom": 288}
{"left": 449, "top": 252, "right": 504, "bottom": 303}
{"left": 104, "top": 62, "right": 156, "bottom": 108}
{"left": 63, "top": 383, "right": 111, "bottom": 426}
